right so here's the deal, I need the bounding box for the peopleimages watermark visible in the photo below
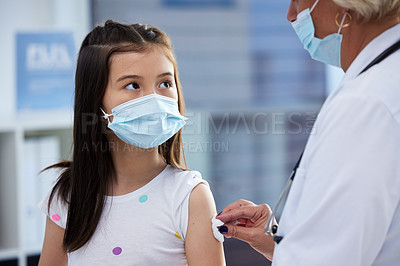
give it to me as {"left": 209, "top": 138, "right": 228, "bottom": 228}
{"left": 80, "top": 111, "right": 318, "bottom": 136}
{"left": 183, "top": 111, "right": 318, "bottom": 135}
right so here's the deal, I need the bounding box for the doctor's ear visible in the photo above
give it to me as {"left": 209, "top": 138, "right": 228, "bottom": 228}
{"left": 340, "top": 7, "right": 348, "bottom": 14}
{"left": 336, "top": 9, "right": 353, "bottom": 28}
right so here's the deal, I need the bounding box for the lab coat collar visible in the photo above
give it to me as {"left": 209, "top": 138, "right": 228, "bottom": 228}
{"left": 342, "top": 23, "right": 400, "bottom": 83}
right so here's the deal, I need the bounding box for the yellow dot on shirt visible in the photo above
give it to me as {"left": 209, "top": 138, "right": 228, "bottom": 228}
{"left": 175, "top": 232, "right": 182, "bottom": 239}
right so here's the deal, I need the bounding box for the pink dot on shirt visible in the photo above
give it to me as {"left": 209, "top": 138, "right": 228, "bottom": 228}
{"left": 113, "top": 247, "right": 122, "bottom": 255}
{"left": 52, "top": 214, "right": 61, "bottom": 222}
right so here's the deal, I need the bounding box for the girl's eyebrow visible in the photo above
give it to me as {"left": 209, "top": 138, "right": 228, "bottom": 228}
{"left": 158, "top": 72, "right": 173, "bottom": 78}
{"left": 116, "top": 72, "right": 173, "bottom": 83}
{"left": 116, "top": 74, "right": 143, "bottom": 83}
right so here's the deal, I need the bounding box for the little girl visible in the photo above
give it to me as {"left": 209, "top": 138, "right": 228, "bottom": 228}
{"left": 38, "top": 20, "right": 225, "bottom": 265}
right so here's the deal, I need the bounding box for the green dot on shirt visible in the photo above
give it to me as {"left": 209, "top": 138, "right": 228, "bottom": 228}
{"left": 139, "top": 195, "right": 148, "bottom": 203}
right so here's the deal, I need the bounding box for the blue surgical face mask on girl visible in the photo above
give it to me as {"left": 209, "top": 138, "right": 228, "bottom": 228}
{"left": 291, "top": 0, "right": 347, "bottom": 68}
{"left": 100, "top": 94, "right": 187, "bottom": 149}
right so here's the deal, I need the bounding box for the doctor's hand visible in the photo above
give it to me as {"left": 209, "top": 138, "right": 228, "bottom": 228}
{"left": 216, "top": 199, "right": 275, "bottom": 261}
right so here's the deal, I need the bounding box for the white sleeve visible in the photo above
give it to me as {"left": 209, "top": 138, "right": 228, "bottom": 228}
{"left": 273, "top": 96, "right": 400, "bottom": 265}
{"left": 173, "top": 170, "right": 209, "bottom": 240}
{"left": 38, "top": 188, "right": 68, "bottom": 229}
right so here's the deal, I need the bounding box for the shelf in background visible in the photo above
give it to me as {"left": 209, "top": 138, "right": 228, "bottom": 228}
{"left": 23, "top": 246, "right": 42, "bottom": 257}
{"left": 1, "top": 110, "right": 73, "bottom": 132}
{"left": 0, "top": 248, "right": 18, "bottom": 261}
{"left": 0, "top": 111, "right": 73, "bottom": 264}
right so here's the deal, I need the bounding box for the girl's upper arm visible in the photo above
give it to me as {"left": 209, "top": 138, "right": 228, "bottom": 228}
{"left": 185, "top": 183, "right": 225, "bottom": 266}
{"left": 39, "top": 216, "right": 68, "bottom": 266}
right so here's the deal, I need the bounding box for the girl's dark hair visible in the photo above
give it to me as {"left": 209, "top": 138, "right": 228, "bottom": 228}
{"left": 46, "top": 20, "right": 186, "bottom": 252}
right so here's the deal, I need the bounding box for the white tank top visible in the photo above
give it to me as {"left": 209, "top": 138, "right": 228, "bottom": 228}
{"left": 38, "top": 165, "right": 208, "bottom": 265}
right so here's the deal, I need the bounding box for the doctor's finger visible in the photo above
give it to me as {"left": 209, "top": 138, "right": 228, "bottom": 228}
{"left": 222, "top": 217, "right": 254, "bottom": 227}
{"left": 237, "top": 218, "right": 248, "bottom": 224}
{"left": 217, "top": 199, "right": 255, "bottom": 220}
{"left": 217, "top": 204, "right": 270, "bottom": 224}
{"left": 220, "top": 199, "right": 256, "bottom": 214}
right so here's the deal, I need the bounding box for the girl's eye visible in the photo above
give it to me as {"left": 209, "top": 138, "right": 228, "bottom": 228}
{"left": 125, "top": 82, "right": 140, "bottom": 90}
{"left": 160, "top": 81, "right": 172, "bottom": 89}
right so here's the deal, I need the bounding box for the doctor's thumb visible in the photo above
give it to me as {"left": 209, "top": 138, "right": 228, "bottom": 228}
{"left": 218, "top": 225, "right": 275, "bottom": 261}
{"left": 218, "top": 224, "right": 249, "bottom": 241}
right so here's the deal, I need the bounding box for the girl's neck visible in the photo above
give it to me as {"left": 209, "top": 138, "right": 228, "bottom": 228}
{"left": 107, "top": 136, "right": 167, "bottom": 196}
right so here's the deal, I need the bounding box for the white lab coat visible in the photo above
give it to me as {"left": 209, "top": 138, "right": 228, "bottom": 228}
{"left": 273, "top": 23, "right": 400, "bottom": 266}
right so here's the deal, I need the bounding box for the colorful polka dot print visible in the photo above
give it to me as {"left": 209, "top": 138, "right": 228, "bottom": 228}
{"left": 52, "top": 214, "right": 61, "bottom": 222}
{"left": 139, "top": 195, "right": 148, "bottom": 203}
{"left": 175, "top": 232, "right": 182, "bottom": 239}
{"left": 112, "top": 247, "right": 122, "bottom": 255}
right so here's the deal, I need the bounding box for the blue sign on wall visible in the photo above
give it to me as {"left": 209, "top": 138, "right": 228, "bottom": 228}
{"left": 16, "top": 32, "right": 75, "bottom": 111}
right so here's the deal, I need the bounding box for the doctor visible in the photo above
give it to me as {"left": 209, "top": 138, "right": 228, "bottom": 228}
{"left": 216, "top": 0, "right": 400, "bottom": 265}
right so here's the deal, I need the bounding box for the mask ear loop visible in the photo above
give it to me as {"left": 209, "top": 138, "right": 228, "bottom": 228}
{"left": 337, "top": 13, "right": 346, "bottom": 33}
{"left": 336, "top": 11, "right": 352, "bottom": 33}
{"left": 310, "top": 0, "right": 321, "bottom": 13}
{"left": 100, "top": 107, "right": 112, "bottom": 125}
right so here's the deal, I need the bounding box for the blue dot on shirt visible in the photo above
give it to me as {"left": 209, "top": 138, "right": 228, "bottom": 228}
{"left": 139, "top": 195, "right": 148, "bottom": 203}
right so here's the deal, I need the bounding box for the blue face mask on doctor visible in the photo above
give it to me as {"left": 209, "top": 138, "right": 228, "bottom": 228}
{"left": 101, "top": 94, "right": 187, "bottom": 149}
{"left": 291, "top": 0, "right": 348, "bottom": 68}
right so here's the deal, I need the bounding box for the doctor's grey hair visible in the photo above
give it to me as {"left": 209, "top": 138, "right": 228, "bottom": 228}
{"left": 333, "top": 0, "right": 400, "bottom": 22}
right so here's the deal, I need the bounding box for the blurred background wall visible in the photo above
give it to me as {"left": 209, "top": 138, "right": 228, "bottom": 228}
{"left": 0, "top": 0, "right": 344, "bottom": 265}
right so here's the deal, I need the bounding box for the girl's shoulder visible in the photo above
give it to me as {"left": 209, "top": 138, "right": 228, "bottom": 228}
{"left": 161, "top": 166, "right": 211, "bottom": 241}
{"left": 161, "top": 165, "right": 209, "bottom": 201}
{"left": 164, "top": 165, "right": 208, "bottom": 188}
{"left": 166, "top": 165, "right": 203, "bottom": 180}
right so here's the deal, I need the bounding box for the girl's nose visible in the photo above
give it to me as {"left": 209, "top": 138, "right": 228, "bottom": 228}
{"left": 142, "top": 87, "right": 157, "bottom": 97}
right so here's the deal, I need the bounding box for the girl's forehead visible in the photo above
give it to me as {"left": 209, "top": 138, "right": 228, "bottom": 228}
{"left": 110, "top": 46, "right": 171, "bottom": 63}
{"left": 109, "top": 48, "right": 175, "bottom": 76}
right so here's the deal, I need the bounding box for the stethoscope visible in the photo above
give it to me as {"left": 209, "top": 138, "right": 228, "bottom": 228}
{"left": 264, "top": 38, "right": 400, "bottom": 244}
